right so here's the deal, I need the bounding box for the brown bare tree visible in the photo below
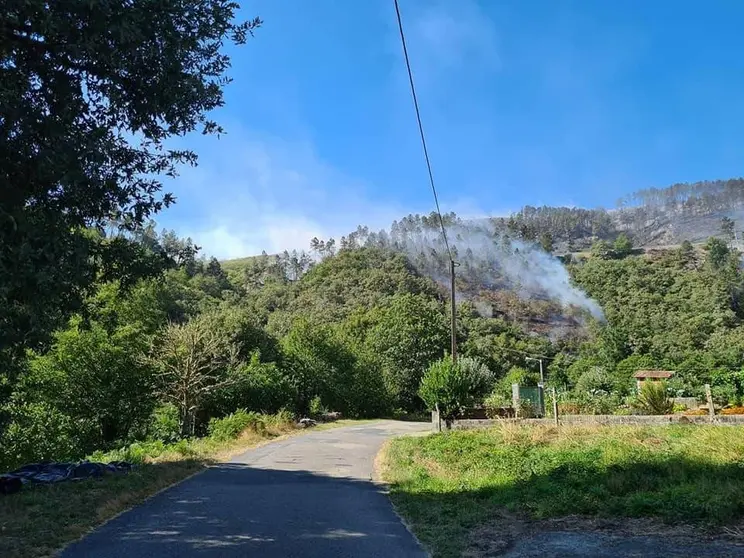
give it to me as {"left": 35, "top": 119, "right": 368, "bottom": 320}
{"left": 149, "top": 315, "right": 238, "bottom": 437}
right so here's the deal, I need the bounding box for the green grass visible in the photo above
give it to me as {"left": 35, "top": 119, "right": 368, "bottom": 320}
{"left": 382, "top": 424, "right": 744, "bottom": 557}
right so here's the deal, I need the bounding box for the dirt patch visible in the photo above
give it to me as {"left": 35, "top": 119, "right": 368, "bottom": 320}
{"left": 463, "top": 513, "right": 744, "bottom": 557}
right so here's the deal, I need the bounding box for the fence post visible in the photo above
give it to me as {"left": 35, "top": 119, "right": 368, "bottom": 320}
{"left": 512, "top": 383, "right": 520, "bottom": 418}
{"left": 705, "top": 384, "right": 715, "bottom": 422}
{"left": 552, "top": 387, "right": 559, "bottom": 427}
{"left": 537, "top": 383, "right": 546, "bottom": 417}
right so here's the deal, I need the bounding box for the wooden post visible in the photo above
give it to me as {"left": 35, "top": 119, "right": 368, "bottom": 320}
{"left": 552, "top": 387, "right": 559, "bottom": 427}
{"left": 705, "top": 384, "right": 715, "bottom": 421}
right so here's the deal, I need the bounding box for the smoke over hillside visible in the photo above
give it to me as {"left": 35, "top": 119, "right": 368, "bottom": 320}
{"left": 387, "top": 220, "right": 605, "bottom": 321}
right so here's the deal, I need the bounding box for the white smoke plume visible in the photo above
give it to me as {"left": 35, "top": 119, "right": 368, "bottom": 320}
{"left": 388, "top": 219, "right": 605, "bottom": 321}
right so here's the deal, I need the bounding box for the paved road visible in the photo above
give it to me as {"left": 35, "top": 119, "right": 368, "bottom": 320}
{"left": 60, "top": 421, "right": 430, "bottom": 558}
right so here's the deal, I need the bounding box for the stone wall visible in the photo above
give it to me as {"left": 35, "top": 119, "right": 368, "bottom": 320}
{"left": 433, "top": 412, "right": 744, "bottom": 431}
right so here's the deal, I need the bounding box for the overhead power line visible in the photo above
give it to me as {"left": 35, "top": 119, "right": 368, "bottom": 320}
{"left": 393, "top": 0, "right": 452, "bottom": 263}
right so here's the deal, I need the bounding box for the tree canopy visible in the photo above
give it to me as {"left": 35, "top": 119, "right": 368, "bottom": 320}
{"left": 0, "top": 1, "right": 259, "bottom": 375}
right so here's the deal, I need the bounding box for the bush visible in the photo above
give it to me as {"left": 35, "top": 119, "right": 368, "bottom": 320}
{"left": 574, "top": 367, "right": 614, "bottom": 394}
{"left": 171, "top": 438, "right": 198, "bottom": 457}
{"left": 208, "top": 355, "right": 298, "bottom": 416}
{"left": 94, "top": 440, "right": 168, "bottom": 464}
{"left": 495, "top": 366, "right": 539, "bottom": 400}
{"left": 483, "top": 390, "right": 511, "bottom": 418}
{"left": 585, "top": 391, "right": 622, "bottom": 415}
{"left": 555, "top": 391, "right": 622, "bottom": 415}
{"left": 0, "top": 402, "right": 83, "bottom": 470}
{"left": 419, "top": 357, "right": 492, "bottom": 422}
{"left": 147, "top": 404, "right": 181, "bottom": 443}
{"left": 419, "top": 358, "right": 463, "bottom": 422}
{"left": 308, "top": 395, "right": 327, "bottom": 419}
{"left": 264, "top": 408, "right": 295, "bottom": 429}
{"left": 516, "top": 399, "right": 536, "bottom": 418}
{"left": 207, "top": 410, "right": 264, "bottom": 442}
{"left": 634, "top": 381, "right": 674, "bottom": 415}
{"left": 457, "top": 357, "right": 495, "bottom": 397}
{"left": 711, "top": 382, "right": 739, "bottom": 407}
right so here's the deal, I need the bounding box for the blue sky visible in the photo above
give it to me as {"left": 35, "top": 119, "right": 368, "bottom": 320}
{"left": 159, "top": 0, "right": 744, "bottom": 258}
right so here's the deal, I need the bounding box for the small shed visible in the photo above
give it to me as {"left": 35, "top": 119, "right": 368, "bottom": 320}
{"left": 633, "top": 370, "right": 674, "bottom": 391}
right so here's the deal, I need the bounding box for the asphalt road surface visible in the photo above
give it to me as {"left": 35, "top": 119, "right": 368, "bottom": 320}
{"left": 60, "top": 421, "right": 430, "bottom": 558}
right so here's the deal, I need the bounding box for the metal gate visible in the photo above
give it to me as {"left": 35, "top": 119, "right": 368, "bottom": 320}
{"left": 512, "top": 384, "right": 545, "bottom": 418}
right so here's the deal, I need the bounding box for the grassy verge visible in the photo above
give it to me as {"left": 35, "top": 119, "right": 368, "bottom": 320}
{"left": 382, "top": 423, "right": 744, "bottom": 557}
{"left": 0, "top": 414, "right": 296, "bottom": 558}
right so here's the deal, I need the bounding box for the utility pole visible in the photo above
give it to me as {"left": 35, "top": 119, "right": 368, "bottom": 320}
{"left": 450, "top": 260, "right": 458, "bottom": 363}
{"left": 526, "top": 357, "right": 544, "bottom": 384}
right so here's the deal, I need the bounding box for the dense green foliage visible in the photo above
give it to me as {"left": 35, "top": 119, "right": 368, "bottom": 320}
{"left": 384, "top": 424, "right": 744, "bottom": 557}
{"left": 419, "top": 357, "right": 493, "bottom": 421}
{"left": 5, "top": 194, "right": 744, "bottom": 469}
{"left": 6, "top": 212, "right": 744, "bottom": 468}
{"left": 1, "top": 1, "right": 259, "bottom": 399}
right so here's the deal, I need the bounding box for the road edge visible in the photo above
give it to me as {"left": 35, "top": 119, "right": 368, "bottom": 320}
{"left": 373, "top": 438, "right": 432, "bottom": 558}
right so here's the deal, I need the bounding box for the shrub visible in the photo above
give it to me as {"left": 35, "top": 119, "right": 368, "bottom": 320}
{"left": 554, "top": 390, "right": 622, "bottom": 415}
{"left": 516, "top": 399, "right": 536, "bottom": 418}
{"left": 147, "top": 404, "right": 181, "bottom": 443}
{"left": 208, "top": 410, "right": 263, "bottom": 442}
{"left": 574, "top": 367, "right": 614, "bottom": 394}
{"left": 0, "top": 402, "right": 83, "bottom": 470}
{"left": 483, "top": 390, "right": 511, "bottom": 418}
{"left": 457, "top": 357, "right": 495, "bottom": 398}
{"left": 308, "top": 395, "right": 327, "bottom": 419}
{"left": 265, "top": 408, "right": 295, "bottom": 429}
{"left": 171, "top": 439, "right": 198, "bottom": 457}
{"left": 711, "top": 382, "right": 739, "bottom": 407}
{"left": 208, "top": 355, "right": 298, "bottom": 417}
{"left": 89, "top": 440, "right": 167, "bottom": 464}
{"left": 121, "top": 441, "right": 167, "bottom": 464}
{"left": 584, "top": 391, "right": 622, "bottom": 415}
{"left": 419, "top": 357, "right": 492, "bottom": 422}
{"left": 634, "top": 381, "right": 674, "bottom": 415}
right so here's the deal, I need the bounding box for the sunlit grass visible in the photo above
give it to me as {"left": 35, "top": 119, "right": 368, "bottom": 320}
{"left": 382, "top": 424, "right": 744, "bottom": 557}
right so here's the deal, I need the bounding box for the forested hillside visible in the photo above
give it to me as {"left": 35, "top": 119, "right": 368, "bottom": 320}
{"left": 497, "top": 178, "right": 744, "bottom": 251}
{"left": 3, "top": 124, "right": 744, "bottom": 469}
{"left": 5, "top": 197, "right": 744, "bottom": 470}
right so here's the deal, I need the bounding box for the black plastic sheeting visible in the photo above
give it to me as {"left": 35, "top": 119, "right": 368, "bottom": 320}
{"left": 0, "top": 461, "right": 133, "bottom": 495}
